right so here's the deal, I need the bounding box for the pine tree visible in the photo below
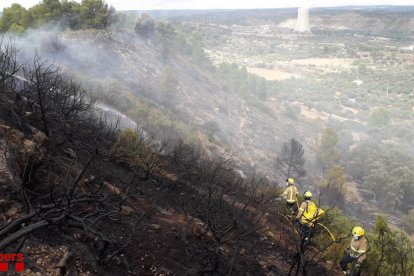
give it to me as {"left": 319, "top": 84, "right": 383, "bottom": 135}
{"left": 316, "top": 127, "right": 340, "bottom": 171}
{"left": 278, "top": 138, "right": 306, "bottom": 177}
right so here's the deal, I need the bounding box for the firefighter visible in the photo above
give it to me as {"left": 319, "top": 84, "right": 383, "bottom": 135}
{"left": 296, "top": 191, "right": 325, "bottom": 250}
{"left": 340, "top": 226, "right": 368, "bottom": 276}
{"left": 282, "top": 177, "right": 299, "bottom": 216}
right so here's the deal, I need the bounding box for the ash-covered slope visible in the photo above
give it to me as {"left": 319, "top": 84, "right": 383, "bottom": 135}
{"left": 0, "top": 46, "right": 338, "bottom": 274}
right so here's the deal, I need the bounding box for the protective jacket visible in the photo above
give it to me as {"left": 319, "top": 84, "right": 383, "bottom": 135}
{"left": 282, "top": 185, "right": 298, "bottom": 203}
{"left": 348, "top": 235, "right": 368, "bottom": 263}
{"left": 296, "top": 200, "right": 325, "bottom": 226}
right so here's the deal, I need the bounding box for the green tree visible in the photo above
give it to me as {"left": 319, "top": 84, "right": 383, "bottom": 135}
{"left": 363, "top": 167, "right": 389, "bottom": 201}
{"left": 29, "top": 0, "right": 63, "bottom": 26}
{"left": 108, "top": 128, "right": 163, "bottom": 180}
{"left": 0, "top": 3, "right": 31, "bottom": 32}
{"left": 79, "top": 0, "right": 114, "bottom": 29}
{"left": 108, "top": 128, "right": 144, "bottom": 162}
{"left": 348, "top": 141, "right": 414, "bottom": 212}
{"left": 320, "top": 165, "right": 346, "bottom": 207}
{"left": 135, "top": 13, "right": 155, "bottom": 44}
{"left": 154, "top": 21, "right": 176, "bottom": 41}
{"left": 366, "top": 216, "right": 414, "bottom": 276}
{"left": 9, "top": 23, "right": 26, "bottom": 34}
{"left": 369, "top": 107, "right": 391, "bottom": 127}
{"left": 0, "top": 0, "right": 114, "bottom": 31}
{"left": 347, "top": 141, "right": 380, "bottom": 181}
{"left": 189, "top": 31, "right": 206, "bottom": 64}
{"left": 369, "top": 216, "right": 390, "bottom": 276}
{"left": 316, "top": 127, "right": 340, "bottom": 171}
{"left": 61, "top": 0, "right": 82, "bottom": 29}
{"left": 402, "top": 209, "right": 414, "bottom": 234}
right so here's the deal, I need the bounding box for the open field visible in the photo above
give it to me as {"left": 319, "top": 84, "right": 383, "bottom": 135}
{"left": 286, "top": 58, "right": 354, "bottom": 67}
{"left": 246, "top": 67, "right": 299, "bottom": 80}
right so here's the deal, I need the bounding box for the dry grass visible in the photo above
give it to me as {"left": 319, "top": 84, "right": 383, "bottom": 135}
{"left": 286, "top": 58, "right": 354, "bottom": 67}
{"left": 246, "top": 67, "right": 300, "bottom": 80}
{"left": 344, "top": 181, "right": 363, "bottom": 203}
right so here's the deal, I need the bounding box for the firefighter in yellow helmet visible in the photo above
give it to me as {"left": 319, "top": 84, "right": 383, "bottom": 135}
{"left": 281, "top": 177, "right": 298, "bottom": 216}
{"left": 296, "top": 191, "right": 325, "bottom": 250}
{"left": 340, "top": 226, "right": 369, "bottom": 275}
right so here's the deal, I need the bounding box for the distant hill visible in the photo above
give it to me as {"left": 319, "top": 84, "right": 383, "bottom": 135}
{"left": 122, "top": 6, "right": 414, "bottom": 35}
{"left": 311, "top": 6, "right": 414, "bottom": 35}
{"left": 126, "top": 8, "right": 298, "bottom": 24}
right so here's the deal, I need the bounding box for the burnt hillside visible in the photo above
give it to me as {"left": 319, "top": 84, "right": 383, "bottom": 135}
{"left": 0, "top": 42, "right": 340, "bottom": 275}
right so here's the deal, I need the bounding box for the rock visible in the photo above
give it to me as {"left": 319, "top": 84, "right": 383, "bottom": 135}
{"left": 266, "top": 231, "right": 275, "bottom": 239}
{"left": 32, "top": 129, "right": 47, "bottom": 145}
{"left": 190, "top": 217, "right": 212, "bottom": 238}
{"left": 64, "top": 148, "right": 76, "bottom": 158}
{"left": 157, "top": 207, "right": 174, "bottom": 216}
{"left": 5, "top": 206, "right": 19, "bottom": 218}
{"left": 259, "top": 260, "right": 269, "bottom": 270}
{"left": 0, "top": 157, "right": 19, "bottom": 188}
{"left": 219, "top": 246, "right": 229, "bottom": 253}
{"left": 120, "top": 205, "right": 134, "bottom": 216}
{"left": 0, "top": 123, "right": 45, "bottom": 191}
{"left": 23, "top": 139, "right": 36, "bottom": 154}
{"left": 103, "top": 181, "right": 122, "bottom": 195}
{"left": 0, "top": 138, "right": 22, "bottom": 190}
{"left": 149, "top": 224, "right": 161, "bottom": 230}
{"left": 0, "top": 214, "right": 7, "bottom": 222}
{"left": 83, "top": 175, "right": 96, "bottom": 184}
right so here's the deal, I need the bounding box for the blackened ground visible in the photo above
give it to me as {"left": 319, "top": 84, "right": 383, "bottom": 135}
{"left": 7, "top": 154, "right": 341, "bottom": 276}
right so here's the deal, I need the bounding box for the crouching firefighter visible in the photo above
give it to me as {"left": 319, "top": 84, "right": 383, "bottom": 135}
{"left": 282, "top": 177, "right": 299, "bottom": 216}
{"left": 295, "top": 191, "right": 325, "bottom": 250}
{"left": 340, "top": 226, "right": 368, "bottom": 276}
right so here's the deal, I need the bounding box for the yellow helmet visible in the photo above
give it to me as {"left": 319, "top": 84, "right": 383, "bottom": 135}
{"left": 304, "top": 191, "right": 312, "bottom": 199}
{"left": 287, "top": 178, "right": 295, "bottom": 185}
{"left": 352, "top": 226, "right": 365, "bottom": 237}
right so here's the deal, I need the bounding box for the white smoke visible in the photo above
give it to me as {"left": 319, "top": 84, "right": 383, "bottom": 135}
{"left": 95, "top": 102, "right": 137, "bottom": 129}
{"left": 295, "top": 7, "right": 311, "bottom": 33}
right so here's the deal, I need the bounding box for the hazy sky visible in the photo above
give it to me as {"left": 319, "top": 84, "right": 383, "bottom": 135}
{"left": 1, "top": 0, "right": 413, "bottom": 11}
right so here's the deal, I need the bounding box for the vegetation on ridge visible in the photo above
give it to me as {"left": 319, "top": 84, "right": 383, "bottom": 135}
{"left": 0, "top": 0, "right": 115, "bottom": 33}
